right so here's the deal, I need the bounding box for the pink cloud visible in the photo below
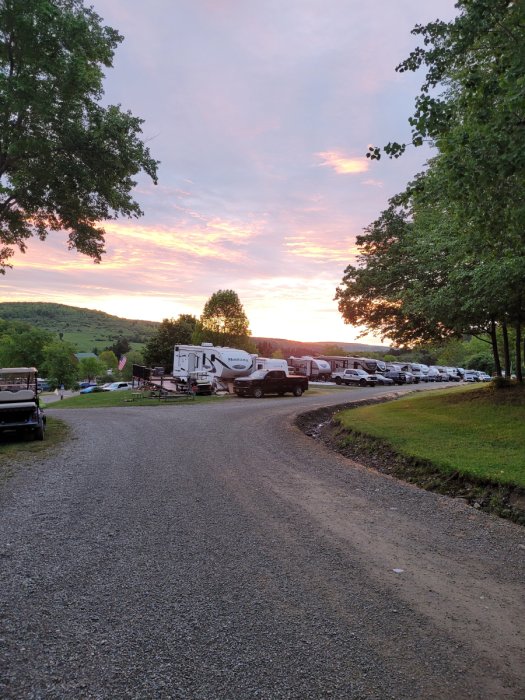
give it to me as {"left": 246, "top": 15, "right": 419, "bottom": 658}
{"left": 316, "top": 151, "right": 370, "bottom": 175}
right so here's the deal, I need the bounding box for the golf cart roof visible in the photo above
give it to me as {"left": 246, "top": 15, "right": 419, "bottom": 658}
{"left": 0, "top": 367, "right": 38, "bottom": 376}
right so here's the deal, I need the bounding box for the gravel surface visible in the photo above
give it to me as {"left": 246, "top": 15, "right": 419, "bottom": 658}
{"left": 0, "top": 385, "right": 524, "bottom": 699}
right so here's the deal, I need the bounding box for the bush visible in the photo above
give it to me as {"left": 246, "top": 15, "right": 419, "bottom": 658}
{"left": 465, "top": 352, "right": 494, "bottom": 374}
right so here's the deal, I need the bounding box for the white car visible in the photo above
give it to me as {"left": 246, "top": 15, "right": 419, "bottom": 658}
{"left": 478, "top": 372, "right": 492, "bottom": 382}
{"left": 332, "top": 369, "right": 378, "bottom": 387}
{"left": 427, "top": 367, "right": 441, "bottom": 382}
{"left": 463, "top": 370, "right": 480, "bottom": 382}
{"left": 102, "top": 382, "right": 133, "bottom": 391}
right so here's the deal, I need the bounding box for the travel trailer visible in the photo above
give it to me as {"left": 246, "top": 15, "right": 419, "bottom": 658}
{"left": 253, "top": 357, "right": 289, "bottom": 373}
{"left": 317, "top": 355, "right": 386, "bottom": 375}
{"left": 287, "top": 356, "right": 332, "bottom": 381}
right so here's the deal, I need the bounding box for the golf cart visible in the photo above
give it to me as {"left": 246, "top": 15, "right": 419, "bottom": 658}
{"left": 0, "top": 367, "right": 46, "bottom": 441}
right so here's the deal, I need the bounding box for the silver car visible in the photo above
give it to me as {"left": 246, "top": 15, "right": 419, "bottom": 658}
{"left": 102, "top": 382, "right": 133, "bottom": 391}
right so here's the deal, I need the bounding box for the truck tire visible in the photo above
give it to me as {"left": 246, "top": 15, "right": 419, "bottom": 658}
{"left": 253, "top": 387, "right": 263, "bottom": 398}
{"left": 35, "top": 425, "right": 44, "bottom": 441}
{"left": 334, "top": 377, "right": 342, "bottom": 385}
{"left": 293, "top": 386, "right": 303, "bottom": 397}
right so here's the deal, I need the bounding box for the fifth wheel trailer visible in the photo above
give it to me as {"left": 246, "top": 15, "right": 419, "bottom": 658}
{"left": 173, "top": 344, "right": 255, "bottom": 388}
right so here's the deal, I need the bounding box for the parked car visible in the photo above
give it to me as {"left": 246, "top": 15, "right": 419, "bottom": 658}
{"left": 331, "top": 368, "right": 378, "bottom": 387}
{"left": 383, "top": 368, "right": 412, "bottom": 385}
{"left": 478, "top": 372, "right": 492, "bottom": 382}
{"left": 414, "top": 363, "right": 430, "bottom": 381}
{"left": 367, "top": 373, "right": 394, "bottom": 386}
{"left": 102, "top": 382, "right": 133, "bottom": 391}
{"left": 463, "top": 370, "right": 480, "bottom": 382}
{"left": 444, "top": 367, "right": 461, "bottom": 381}
{"left": 428, "top": 366, "right": 451, "bottom": 382}
{"left": 79, "top": 385, "right": 105, "bottom": 394}
{"left": 426, "top": 367, "right": 441, "bottom": 382}
{"left": 391, "top": 364, "right": 420, "bottom": 383}
{"left": 78, "top": 381, "right": 97, "bottom": 389}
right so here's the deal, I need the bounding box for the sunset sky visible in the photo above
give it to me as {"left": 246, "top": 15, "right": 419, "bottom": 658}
{"left": 1, "top": 0, "right": 458, "bottom": 343}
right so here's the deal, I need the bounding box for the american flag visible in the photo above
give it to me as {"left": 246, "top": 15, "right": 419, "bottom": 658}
{"left": 118, "top": 355, "right": 127, "bottom": 371}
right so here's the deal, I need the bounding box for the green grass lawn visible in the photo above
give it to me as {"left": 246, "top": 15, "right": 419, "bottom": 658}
{"left": 50, "top": 384, "right": 330, "bottom": 409}
{"left": 336, "top": 384, "right": 525, "bottom": 488}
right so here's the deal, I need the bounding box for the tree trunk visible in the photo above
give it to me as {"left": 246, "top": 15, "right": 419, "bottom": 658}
{"left": 490, "top": 318, "right": 502, "bottom": 377}
{"left": 502, "top": 320, "right": 511, "bottom": 379}
{"left": 516, "top": 320, "right": 523, "bottom": 383}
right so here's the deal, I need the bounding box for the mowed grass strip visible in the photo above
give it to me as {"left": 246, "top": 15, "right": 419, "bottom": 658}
{"left": 336, "top": 385, "right": 525, "bottom": 488}
{"left": 51, "top": 384, "right": 329, "bottom": 409}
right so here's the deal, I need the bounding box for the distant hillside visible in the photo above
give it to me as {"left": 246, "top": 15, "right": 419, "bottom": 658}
{"left": 0, "top": 302, "right": 159, "bottom": 352}
{"left": 0, "top": 302, "right": 388, "bottom": 355}
{"left": 252, "top": 337, "right": 388, "bottom": 357}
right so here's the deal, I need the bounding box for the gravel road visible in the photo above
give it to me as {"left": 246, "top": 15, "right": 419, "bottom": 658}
{"left": 1, "top": 386, "right": 524, "bottom": 699}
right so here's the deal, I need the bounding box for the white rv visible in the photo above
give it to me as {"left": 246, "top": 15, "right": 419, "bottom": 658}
{"left": 317, "top": 355, "right": 386, "bottom": 375}
{"left": 288, "top": 356, "right": 332, "bottom": 381}
{"left": 253, "top": 357, "right": 289, "bottom": 373}
{"left": 173, "top": 343, "right": 255, "bottom": 387}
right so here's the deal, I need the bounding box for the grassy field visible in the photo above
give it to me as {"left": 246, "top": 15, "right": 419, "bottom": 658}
{"left": 50, "top": 390, "right": 228, "bottom": 409}
{"left": 336, "top": 384, "right": 525, "bottom": 488}
{"left": 49, "top": 384, "right": 331, "bottom": 409}
{"left": 0, "top": 301, "right": 158, "bottom": 352}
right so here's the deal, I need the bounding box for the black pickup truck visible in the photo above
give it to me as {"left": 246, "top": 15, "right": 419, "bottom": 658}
{"left": 233, "top": 370, "right": 308, "bottom": 398}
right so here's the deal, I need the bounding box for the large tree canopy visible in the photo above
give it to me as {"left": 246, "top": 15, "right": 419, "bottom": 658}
{"left": 143, "top": 314, "right": 198, "bottom": 370}
{"left": 194, "top": 290, "right": 254, "bottom": 351}
{"left": 349, "top": 0, "right": 525, "bottom": 380}
{"left": 0, "top": 0, "right": 158, "bottom": 272}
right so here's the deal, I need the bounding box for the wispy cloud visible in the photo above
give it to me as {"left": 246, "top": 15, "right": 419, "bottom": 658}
{"left": 316, "top": 151, "right": 369, "bottom": 175}
{"left": 284, "top": 235, "right": 358, "bottom": 264}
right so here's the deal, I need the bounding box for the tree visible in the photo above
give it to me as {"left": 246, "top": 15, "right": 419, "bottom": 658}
{"left": 0, "top": 319, "right": 52, "bottom": 366}
{"left": 465, "top": 352, "right": 494, "bottom": 375}
{"left": 335, "top": 201, "right": 463, "bottom": 347}
{"left": 41, "top": 340, "right": 78, "bottom": 387}
{"left": 78, "top": 357, "right": 106, "bottom": 382}
{"left": 107, "top": 336, "right": 130, "bottom": 358}
{"left": 79, "top": 356, "right": 105, "bottom": 382}
{"left": 98, "top": 350, "right": 118, "bottom": 371}
{"left": 436, "top": 340, "right": 468, "bottom": 368}
{"left": 194, "top": 290, "right": 254, "bottom": 351}
{"left": 0, "top": 0, "right": 158, "bottom": 273}
{"left": 119, "top": 349, "right": 143, "bottom": 381}
{"left": 143, "top": 314, "right": 197, "bottom": 370}
{"left": 363, "top": 0, "right": 525, "bottom": 380}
